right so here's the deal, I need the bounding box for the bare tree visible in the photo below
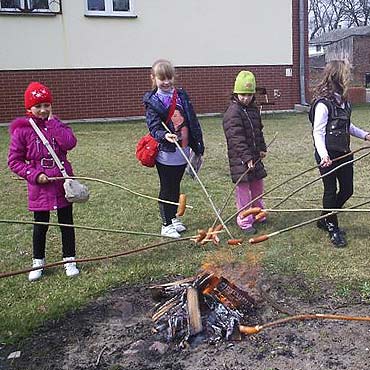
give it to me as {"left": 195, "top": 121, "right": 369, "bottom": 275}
{"left": 309, "top": 0, "right": 370, "bottom": 39}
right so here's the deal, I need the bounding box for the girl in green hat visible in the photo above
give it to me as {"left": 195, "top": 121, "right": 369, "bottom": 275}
{"left": 222, "top": 71, "right": 268, "bottom": 234}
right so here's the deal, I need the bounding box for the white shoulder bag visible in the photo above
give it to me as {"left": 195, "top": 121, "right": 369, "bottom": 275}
{"left": 29, "top": 118, "right": 89, "bottom": 203}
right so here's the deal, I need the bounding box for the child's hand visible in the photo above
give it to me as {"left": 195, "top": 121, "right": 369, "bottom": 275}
{"left": 260, "top": 151, "right": 267, "bottom": 159}
{"left": 37, "top": 173, "right": 49, "bottom": 184}
{"left": 365, "top": 133, "right": 370, "bottom": 141}
{"left": 165, "top": 133, "right": 178, "bottom": 143}
{"left": 320, "top": 156, "right": 332, "bottom": 168}
{"left": 247, "top": 160, "right": 254, "bottom": 169}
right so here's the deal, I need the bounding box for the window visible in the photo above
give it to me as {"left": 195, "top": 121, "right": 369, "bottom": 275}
{"left": 0, "top": 0, "right": 61, "bottom": 14}
{"left": 85, "top": 0, "right": 136, "bottom": 17}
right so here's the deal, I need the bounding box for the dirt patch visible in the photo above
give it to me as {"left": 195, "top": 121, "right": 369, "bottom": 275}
{"left": 1, "top": 273, "right": 369, "bottom": 370}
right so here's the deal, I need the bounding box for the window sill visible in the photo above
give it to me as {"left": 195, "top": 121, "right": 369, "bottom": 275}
{"left": 0, "top": 11, "right": 58, "bottom": 16}
{"left": 84, "top": 12, "right": 137, "bottom": 18}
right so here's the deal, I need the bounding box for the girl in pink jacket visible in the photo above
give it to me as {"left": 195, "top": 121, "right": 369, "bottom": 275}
{"left": 8, "top": 82, "right": 80, "bottom": 281}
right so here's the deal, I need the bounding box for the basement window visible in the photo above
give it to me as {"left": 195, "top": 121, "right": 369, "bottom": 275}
{"left": 0, "top": 0, "right": 62, "bottom": 14}
{"left": 85, "top": 0, "right": 137, "bottom": 17}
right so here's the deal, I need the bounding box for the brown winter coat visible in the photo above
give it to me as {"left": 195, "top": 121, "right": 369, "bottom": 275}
{"left": 222, "top": 98, "right": 267, "bottom": 183}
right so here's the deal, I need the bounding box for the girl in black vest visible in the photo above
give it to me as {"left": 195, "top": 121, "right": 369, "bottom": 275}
{"left": 310, "top": 60, "right": 370, "bottom": 247}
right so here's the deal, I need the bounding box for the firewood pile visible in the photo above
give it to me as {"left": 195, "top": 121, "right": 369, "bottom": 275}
{"left": 150, "top": 273, "right": 259, "bottom": 347}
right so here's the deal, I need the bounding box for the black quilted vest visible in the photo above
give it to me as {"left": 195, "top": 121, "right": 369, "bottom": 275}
{"left": 309, "top": 97, "right": 351, "bottom": 154}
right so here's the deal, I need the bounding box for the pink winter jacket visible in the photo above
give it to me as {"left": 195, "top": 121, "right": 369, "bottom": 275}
{"left": 8, "top": 116, "right": 77, "bottom": 211}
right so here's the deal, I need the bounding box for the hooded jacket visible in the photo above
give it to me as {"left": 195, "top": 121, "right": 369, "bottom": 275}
{"left": 142, "top": 88, "right": 205, "bottom": 155}
{"left": 222, "top": 97, "right": 267, "bottom": 183}
{"left": 8, "top": 116, "right": 77, "bottom": 211}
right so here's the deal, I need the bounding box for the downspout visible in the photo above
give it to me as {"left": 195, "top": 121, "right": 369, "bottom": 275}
{"left": 299, "top": 0, "right": 307, "bottom": 105}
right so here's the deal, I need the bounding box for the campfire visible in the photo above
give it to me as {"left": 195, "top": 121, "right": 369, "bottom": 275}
{"left": 150, "top": 271, "right": 261, "bottom": 347}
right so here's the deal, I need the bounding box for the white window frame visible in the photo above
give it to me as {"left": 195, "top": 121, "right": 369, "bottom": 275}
{"left": 85, "top": 0, "right": 136, "bottom": 18}
{"left": 0, "top": 0, "right": 61, "bottom": 14}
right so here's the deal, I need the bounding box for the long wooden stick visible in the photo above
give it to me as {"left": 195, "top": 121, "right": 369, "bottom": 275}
{"left": 239, "top": 313, "right": 370, "bottom": 335}
{"left": 248, "top": 199, "right": 370, "bottom": 244}
{"left": 0, "top": 218, "right": 173, "bottom": 239}
{"left": 0, "top": 220, "right": 224, "bottom": 278}
{"left": 0, "top": 234, "right": 201, "bottom": 279}
{"left": 224, "top": 146, "right": 370, "bottom": 225}
{"left": 273, "top": 150, "right": 370, "bottom": 208}
{"left": 160, "top": 121, "right": 233, "bottom": 238}
{"left": 264, "top": 195, "right": 370, "bottom": 201}
{"left": 248, "top": 207, "right": 370, "bottom": 214}
{"left": 47, "top": 175, "right": 193, "bottom": 209}
{"left": 210, "top": 132, "right": 278, "bottom": 229}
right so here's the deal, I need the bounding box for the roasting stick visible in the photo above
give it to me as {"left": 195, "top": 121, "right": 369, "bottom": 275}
{"left": 272, "top": 149, "right": 370, "bottom": 208}
{"left": 239, "top": 313, "right": 370, "bottom": 335}
{"left": 248, "top": 199, "right": 370, "bottom": 244}
{"left": 264, "top": 195, "right": 370, "bottom": 201}
{"left": 46, "top": 175, "right": 193, "bottom": 210}
{"left": 0, "top": 219, "right": 221, "bottom": 242}
{"left": 224, "top": 146, "right": 370, "bottom": 225}
{"left": 160, "top": 122, "right": 233, "bottom": 238}
{"left": 210, "top": 132, "right": 278, "bottom": 230}
{"left": 0, "top": 226, "right": 223, "bottom": 279}
{"left": 242, "top": 207, "right": 370, "bottom": 214}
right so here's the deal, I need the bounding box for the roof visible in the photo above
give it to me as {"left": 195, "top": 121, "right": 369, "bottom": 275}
{"left": 310, "top": 25, "right": 370, "bottom": 46}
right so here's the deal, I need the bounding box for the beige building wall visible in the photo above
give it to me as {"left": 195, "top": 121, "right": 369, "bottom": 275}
{"left": 1, "top": 0, "right": 292, "bottom": 70}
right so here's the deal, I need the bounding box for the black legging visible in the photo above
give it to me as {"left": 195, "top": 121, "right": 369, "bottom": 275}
{"left": 33, "top": 204, "right": 76, "bottom": 259}
{"left": 315, "top": 151, "right": 354, "bottom": 227}
{"left": 155, "top": 162, "right": 187, "bottom": 226}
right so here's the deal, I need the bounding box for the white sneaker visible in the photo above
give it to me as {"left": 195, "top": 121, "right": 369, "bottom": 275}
{"left": 28, "top": 258, "right": 45, "bottom": 282}
{"left": 171, "top": 218, "right": 186, "bottom": 233}
{"left": 63, "top": 257, "right": 80, "bottom": 277}
{"left": 161, "top": 224, "right": 181, "bottom": 238}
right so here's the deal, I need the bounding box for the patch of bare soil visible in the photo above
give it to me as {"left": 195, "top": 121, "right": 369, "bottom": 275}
{"left": 1, "top": 273, "right": 369, "bottom": 370}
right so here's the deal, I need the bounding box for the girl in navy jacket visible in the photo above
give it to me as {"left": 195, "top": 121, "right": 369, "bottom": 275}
{"left": 143, "top": 59, "right": 204, "bottom": 238}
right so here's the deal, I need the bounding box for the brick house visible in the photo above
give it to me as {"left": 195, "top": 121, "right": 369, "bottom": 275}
{"left": 0, "top": 0, "right": 308, "bottom": 123}
{"left": 309, "top": 25, "right": 370, "bottom": 102}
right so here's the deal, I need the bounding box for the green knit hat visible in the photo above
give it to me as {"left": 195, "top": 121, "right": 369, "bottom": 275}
{"left": 233, "top": 70, "right": 256, "bottom": 94}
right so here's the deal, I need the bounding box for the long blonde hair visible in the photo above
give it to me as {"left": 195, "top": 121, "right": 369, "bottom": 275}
{"left": 312, "top": 60, "right": 351, "bottom": 101}
{"left": 151, "top": 59, "right": 176, "bottom": 89}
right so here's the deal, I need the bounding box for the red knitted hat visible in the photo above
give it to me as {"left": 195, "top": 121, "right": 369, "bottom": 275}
{"left": 24, "top": 82, "right": 53, "bottom": 109}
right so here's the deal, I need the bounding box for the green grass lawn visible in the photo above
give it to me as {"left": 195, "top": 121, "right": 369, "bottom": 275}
{"left": 1, "top": 107, "right": 370, "bottom": 343}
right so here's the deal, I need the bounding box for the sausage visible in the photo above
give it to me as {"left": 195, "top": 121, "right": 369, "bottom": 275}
{"left": 239, "top": 325, "right": 263, "bottom": 335}
{"left": 176, "top": 194, "right": 187, "bottom": 216}
{"left": 240, "top": 207, "right": 261, "bottom": 219}
{"left": 248, "top": 235, "right": 269, "bottom": 244}
{"left": 195, "top": 229, "right": 207, "bottom": 243}
{"left": 227, "top": 238, "right": 244, "bottom": 245}
{"left": 200, "top": 227, "right": 214, "bottom": 245}
{"left": 212, "top": 224, "right": 223, "bottom": 246}
{"left": 213, "top": 224, "right": 223, "bottom": 232}
{"left": 255, "top": 211, "right": 268, "bottom": 222}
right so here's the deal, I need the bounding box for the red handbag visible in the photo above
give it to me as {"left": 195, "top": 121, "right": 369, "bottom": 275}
{"left": 135, "top": 134, "right": 159, "bottom": 167}
{"left": 136, "top": 89, "right": 178, "bottom": 167}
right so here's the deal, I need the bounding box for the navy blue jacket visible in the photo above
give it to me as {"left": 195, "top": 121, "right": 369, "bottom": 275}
{"left": 142, "top": 88, "right": 205, "bottom": 155}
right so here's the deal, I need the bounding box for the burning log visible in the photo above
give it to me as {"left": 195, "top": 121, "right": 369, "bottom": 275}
{"left": 150, "top": 273, "right": 258, "bottom": 346}
{"left": 186, "top": 287, "right": 203, "bottom": 335}
{"left": 201, "top": 274, "right": 256, "bottom": 311}
{"left": 150, "top": 277, "right": 194, "bottom": 301}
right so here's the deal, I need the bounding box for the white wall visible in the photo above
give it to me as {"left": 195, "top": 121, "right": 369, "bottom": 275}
{"left": 1, "top": 0, "right": 293, "bottom": 70}
{"left": 309, "top": 45, "right": 324, "bottom": 56}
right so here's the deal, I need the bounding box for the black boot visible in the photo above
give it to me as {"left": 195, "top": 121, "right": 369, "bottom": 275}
{"left": 317, "top": 219, "right": 346, "bottom": 235}
{"left": 317, "top": 218, "right": 329, "bottom": 231}
{"left": 326, "top": 222, "right": 347, "bottom": 248}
